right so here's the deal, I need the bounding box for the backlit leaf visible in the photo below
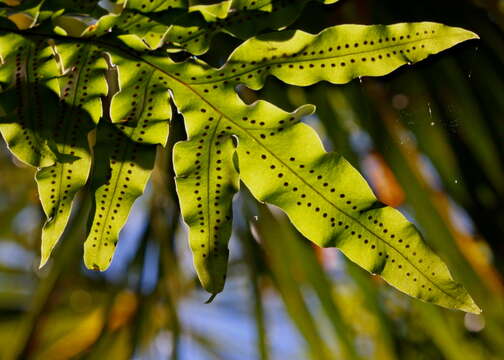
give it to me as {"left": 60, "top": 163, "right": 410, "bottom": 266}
{"left": 143, "top": 22, "right": 479, "bottom": 311}
{"left": 0, "top": 33, "right": 60, "bottom": 167}
{"left": 37, "top": 42, "right": 108, "bottom": 266}
{"left": 0, "top": 4, "right": 481, "bottom": 315}
{"left": 202, "top": 22, "right": 479, "bottom": 87}
{"left": 82, "top": 51, "right": 171, "bottom": 270}
{"left": 83, "top": 120, "right": 160, "bottom": 271}
{"left": 174, "top": 129, "right": 239, "bottom": 295}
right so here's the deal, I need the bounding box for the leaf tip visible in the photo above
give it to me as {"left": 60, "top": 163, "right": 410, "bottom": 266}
{"left": 463, "top": 301, "right": 482, "bottom": 315}
{"left": 38, "top": 256, "right": 49, "bottom": 269}
{"left": 297, "top": 104, "right": 316, "bottom": 118}
{"left": 86, "top": 262, "right": 110, "bottom": 272}
{"left": 464, "top": 29, "right": 480, "bottom": 41}
{"left": 455, "top": 291, "right": 481, "bottom": 314}
{"left": 204, "top": 293, "right": 218, "bottom": 304}
{"left": 39, "top": 236, "right": 54, "bottom": 269}
{"left": 454, "top": 26, "right": 479, "bottom": 41}
{"left": 83, "top": 255, "right": 112, "bottom": 272}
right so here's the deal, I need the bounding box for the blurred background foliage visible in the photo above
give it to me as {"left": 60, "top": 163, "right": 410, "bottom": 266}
{"left": 0, "top": 0, "right": 503, "bottom": 359}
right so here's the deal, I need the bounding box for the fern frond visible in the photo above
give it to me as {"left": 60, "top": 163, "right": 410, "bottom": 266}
{"left": 202, "top": 22, "right": 478, "bottom": 87}
{"left": 0, "top": 11, "right": 481, "bottom": 313}
{"left": 141, "top": 22, "right": 479, "bottom": 311}
{"left": 38, "top": 42, "right": 108, "bottom": 266}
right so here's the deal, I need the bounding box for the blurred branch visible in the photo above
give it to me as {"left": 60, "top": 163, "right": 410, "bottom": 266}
{"left": 7, "top": 192, "right": 91, "bottom": 360}
{"left": 243, "top": 195, "right": 342, "bottom": 360}
{"left": 239, "top": 227, "right": 269, "bottom": 360}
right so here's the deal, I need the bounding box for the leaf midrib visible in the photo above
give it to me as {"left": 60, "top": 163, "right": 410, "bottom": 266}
{"left": 206, "top": 116, "right": 223, "bottom": 253}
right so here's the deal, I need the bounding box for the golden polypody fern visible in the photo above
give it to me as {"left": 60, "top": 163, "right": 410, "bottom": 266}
{"left": 0, "top": 0, "right": 480, "bottom": 312}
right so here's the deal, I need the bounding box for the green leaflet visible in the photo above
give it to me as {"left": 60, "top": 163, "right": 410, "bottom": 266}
{"left": 142, "top": 22, "right": 480, "bottom": 311}
{"left": 83, "top": 120, "right": 160, "bottom": 270}
{"left": 108, "top": 50, "right": 240, "bottom": 292}
{"left": 37, "top": 42, "right": 108, "bottom": 267}
{"left": 48, "top": 0, "right": 125, "bottom": 38}
{"left": 52, "top": 8, "right": 170, "bottom": 50}
{"left": 0, "top": 35, "right": 108, "bottom": 266}
{"left": 171, "top": 78, "right": 241, "bottom": 294}
{"left": 83, "top": 53, "right": 171, "bottom": 270}
{"left": 0, "top": 33, "right": 60, "bottom": 167}
{"left": 52, "top": 10, "right": 123, "bottom": 38}
{"left": 166, "top": 70, "right": 308, "bottom": 294}
{"left": 174, "top": 130, "right": 239, "bottom": 295}
{"left": 164, "top": 0, "right": 341, "bottom": 55}
{"left": 236, "top": 119, "right": 479, "bottom": 313}
{"left": 199, "top": 22, "right": 479, "bottom": 87}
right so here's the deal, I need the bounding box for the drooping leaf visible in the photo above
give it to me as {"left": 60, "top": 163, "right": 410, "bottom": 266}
{"left": 147, "top": 51, "right": 314, "bottom": 294}
{"left": 173, "top": 128, "right": 239, "bottom": 295}
{"left": 0, "top": 33, "right": 60, "bottom": 167}
{"left": 37, "top": 42, "right": 108, "bottom": 266}
{"left": 247, "top": 202, "right": 333, "bottom": 360}
{"left": 429, "top": 57, "right": 504, "bottom": 193}
{"left": 248, "top": 202, "right": 360, "bottom": 360}
{"left": 83, "top": 120, "right": 160, "bottom": 271}
{"left": 83, "top": 52, "right": 171, "bottom": 270}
